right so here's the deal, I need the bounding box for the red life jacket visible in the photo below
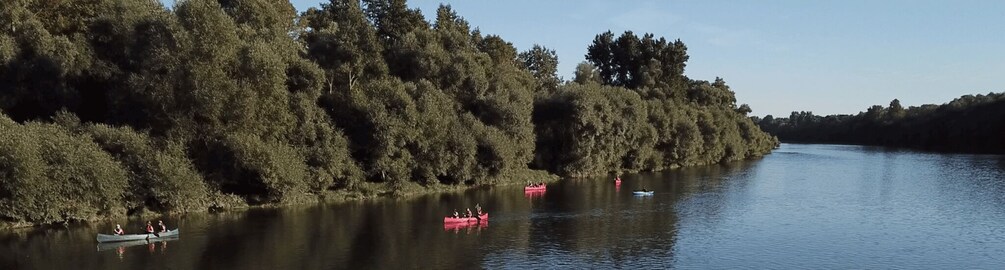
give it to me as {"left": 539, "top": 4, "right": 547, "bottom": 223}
{"left": 146, "top": 224, "right": 154, "bottom": 233}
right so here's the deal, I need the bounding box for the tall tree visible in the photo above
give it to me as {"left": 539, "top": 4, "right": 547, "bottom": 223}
{"left": 217, "top": 0, "right": 297, "bottom": 37}
{"left": 585, "top": 30, "right": 689, "bottom": 94}
{"left": 572, "top": 62, "right": 601, "bottom": 85}
{"left": 363, "top": 0, "right": 427, "bottom": 46}
{"left": 519, "top": 44, "right": 560, "bottom": 93}
{"left": 887, "top": 98, "right": 905, "bottom": 120}
{"left": 302, "top": 0, "right": 387, "bottom": 94}
{"left": 585, "top": 31, "right": 616, "bottom": 85}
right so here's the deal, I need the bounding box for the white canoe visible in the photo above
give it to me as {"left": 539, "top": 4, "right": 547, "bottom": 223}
{"left": 96, "top": 229, "right": 179, "bottom": 243}
{"left": 95, "top": 236, "right": 179, "bottom": 251}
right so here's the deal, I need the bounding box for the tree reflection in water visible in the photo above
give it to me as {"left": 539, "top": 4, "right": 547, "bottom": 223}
{"left": 8, "top": 145, "right": 1005, "bottom": 269}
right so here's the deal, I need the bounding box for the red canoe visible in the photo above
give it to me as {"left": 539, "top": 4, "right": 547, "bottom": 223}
{"left": 524, "top": 185, "right": 546, "bottom": 192}
{"left": 525, "top": 189, "right": 546, "bottom": 198}
{"left": 443, "top": 213, "right": 489, "bottom": 224}
{"left": 444, "top": 221, "right": 489, "bottom": 231}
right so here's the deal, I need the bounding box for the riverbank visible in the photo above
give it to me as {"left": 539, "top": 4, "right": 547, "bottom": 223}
{"left": 0, "top": 146, "right": 779, "bottom": 230}
{"left": 0, "top": 150, "right": 790, "bottom": 230}
{"left": 5, "top": 143, "right": 1004, "bottom": 269}
{"left": 2, "top": 0, "right": 778, "bottom": 230}
{"left": 0, "top": 170, "right": 562, "bottom": 230}
{"left": 4, "top": 153, "right": 787, "bottom": 230}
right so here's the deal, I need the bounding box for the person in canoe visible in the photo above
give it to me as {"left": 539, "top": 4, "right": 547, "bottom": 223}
{"left": 113, "top": 224, "right": 125, "bottom": 235}
{"left": 473, "top": 205, "right": 484, "bottom": 221}
{"left": 452, "top": 209, "right": 460, "bottom": 218}
{"left": 466, "top": 208, "right": 474, "bottom": 218}
{"left": 158, "top": 220, "right": 168, "bottom": 233}
{"left": 145, "top": 221, "right": 155, "bottom": 234}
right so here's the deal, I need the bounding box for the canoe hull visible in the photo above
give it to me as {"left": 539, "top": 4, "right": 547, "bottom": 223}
{"left": 444, "top": 220, "right": 489, "bottom": 231}
{"left": 524, "top": 189, "right": 546, "bottom": 198}
{"left": 524, "top": 186, "right": 546, "bottom": 192}
{"left": 96, "top": 229, "right": 179, "bottom": 243}
{"left": 632, "top": 191, "right": 654, "bottom": 196}
{"left": 96, "top": 236, "right": 178, "bottom": 251}
{"left": 443, "top": 213, "right": 488, "bottom": 224}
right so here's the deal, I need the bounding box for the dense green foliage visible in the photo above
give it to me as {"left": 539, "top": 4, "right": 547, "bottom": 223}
{"left": 302, "top": 1, "right": 538, "bottom": 188}
{"left": 0, "top": 113, "right": 127, "bottom": 224}
{"left": 756, "top": 93, "right": 1005, "bottom": 153}
{"left": 532, "top": 32, "right": 777, "bottom": 176}
{"left": 0, "top": 0, "right": 775, "bottom": 225}
{"left": 76, "top": 118, "right": 215, "bottom": 213}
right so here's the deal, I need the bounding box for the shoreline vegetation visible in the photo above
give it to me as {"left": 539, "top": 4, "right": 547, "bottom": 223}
{"left": 755, "top": 93, "right": 1005, "bottom": 154}
{"left": 0, "top": 0, "right": 777, "bottom": 228}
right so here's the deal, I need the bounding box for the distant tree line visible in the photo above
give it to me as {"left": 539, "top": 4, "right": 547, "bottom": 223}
{"left": 755, "top": 93, "right": 1005, "bottom": 153}
{"left": 0, "top": 0, "right": 776, "bottom": 225}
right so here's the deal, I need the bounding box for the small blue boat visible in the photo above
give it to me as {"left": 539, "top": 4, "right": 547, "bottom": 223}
{"left": 632, "top": 190, "right": 654, "bottom": 196}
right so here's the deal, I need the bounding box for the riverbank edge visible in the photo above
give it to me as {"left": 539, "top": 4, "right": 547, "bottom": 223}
{"left": 0, "top": 152, "right": 776, "bottom": 231}
{"left": 0, "top": 169, "right": 562, "bottom": 231}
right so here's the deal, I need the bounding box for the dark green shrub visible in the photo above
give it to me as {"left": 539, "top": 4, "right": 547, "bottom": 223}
{"left": 84, "top": 124, "right": 210, "bottom": 213}
{"left": 222, "top": 133, "right": 310, "bottom": 203}
{"left": 0, "top": 115, "right": 128, "bottom": 224}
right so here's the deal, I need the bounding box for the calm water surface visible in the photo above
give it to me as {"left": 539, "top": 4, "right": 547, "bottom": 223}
{"left": 3, "top": 143, "right": 1005, "bottom": 269}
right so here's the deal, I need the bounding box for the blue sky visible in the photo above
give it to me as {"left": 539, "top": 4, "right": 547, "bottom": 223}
{"left": 161, "top": 0, "right": 1005, "bottom": 117}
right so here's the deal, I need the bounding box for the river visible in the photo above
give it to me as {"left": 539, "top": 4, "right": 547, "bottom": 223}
{"left": 3, "top": 143, "right": 1005, "bottom": 269}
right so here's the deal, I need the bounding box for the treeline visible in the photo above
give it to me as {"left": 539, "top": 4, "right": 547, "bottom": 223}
{"left": 0, "top": 0, "right": 775, "bottom": 225}
{"left": 756, "top": 93, "right": 1005, "bottom": 153}
{"left": 533, "top": 31, "right": 778, "bottom": 177}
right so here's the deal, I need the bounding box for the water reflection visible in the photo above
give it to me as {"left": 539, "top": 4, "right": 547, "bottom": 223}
{"left": 524, "top": 189, "right": 546, "bottom": 199}
{"left": 95, "top": 237, "right": 178, "bottom": 252}
{"left": 444, "top": 221, "right": 489, "bottom": 233}
{"left": 2, "top": 144, "right": 1005, "bottom": 268}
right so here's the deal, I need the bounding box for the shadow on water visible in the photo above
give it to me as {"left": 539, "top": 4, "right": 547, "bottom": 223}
{"left": 4, "top": 144, "right": 1005, "bottom": 268}
{"left": 0, "top": 158, "right": 764, "bottom": 269}
{"left": 345, "top": 208, "right": 380, "bottom": 268}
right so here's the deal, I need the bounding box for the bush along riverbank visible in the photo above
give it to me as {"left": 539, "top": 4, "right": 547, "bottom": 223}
{"left": 0, "top": 0, "right": 776, "bottom": 228}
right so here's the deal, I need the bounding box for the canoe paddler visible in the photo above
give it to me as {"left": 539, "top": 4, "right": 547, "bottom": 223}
{"left": 113, "top": 224, "right": 125, "bottom": 235}
{"left": 453, "top": 209, "right": 459, "bottom": 218}
{"left": 475, "top": 204, "right": 482, "bottom": 215}
{"left": 158, "top": 220, "right": 167, "bottom": 233}
{"left": 145, "top": 221, "right": 154, "bottom": 234}
{"left": 466, "top": 208, "right": 473, "bottom": 218}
